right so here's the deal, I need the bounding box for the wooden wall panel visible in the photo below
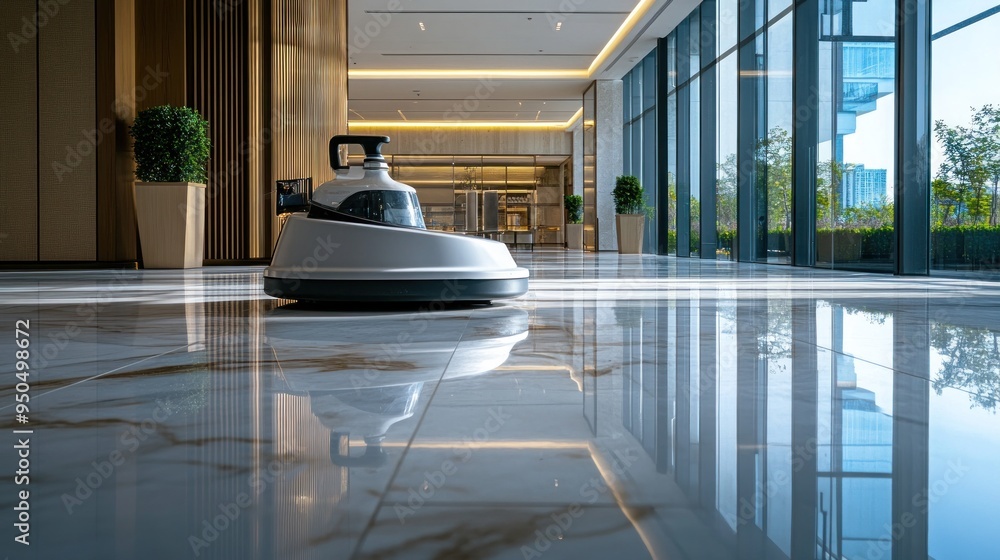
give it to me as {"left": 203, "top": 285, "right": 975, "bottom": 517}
{"left": 188, "top": 0, "right": 250, "bottom": 261}
{"left": 347, "top": 126, "right": 573, "bottom": 156}
{"left": 270, "top": 0, "right": 349, "bottom": 248}
{"left": 0, "top": 0, "right": 38, "bottom": 261}
{"left": 97, "top": 0, "right": 137, "bottom": 262}
{"left": 135, "top": 0, "right": 186, "bottom": 110}
{"left": 39, "top": 0, "right": 97, "bottom": 260}
{"left": 247, "top": 0, "right": 266, "bottom": 258}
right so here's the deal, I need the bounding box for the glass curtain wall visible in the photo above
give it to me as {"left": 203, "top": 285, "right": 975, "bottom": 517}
{"left": 688, "top": 12, "right": 702, "bottom": 257}
{"left": 644, "top": 0, "right": 986, "bottom": 275}
{"left": 667, "top": 35, "right": 679, "bottom": 254}
{"left": 655, "top": 0, "right": 798, "bottom": 263}
{"left": 717, "top": 0, "right": 739, "bottom": 260}
{"left": 815, "top": 0, "right": 897, "bottom": 271}
{"left": 623, "top": 51, "right": 659, "bottom": 253}
{"left": 931, "top": 3, "right": 1000, "bottom": 272}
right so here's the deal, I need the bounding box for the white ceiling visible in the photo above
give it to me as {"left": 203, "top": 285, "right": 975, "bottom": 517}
{"left": 347, "top": 0, "right": 700, "bottom": 126}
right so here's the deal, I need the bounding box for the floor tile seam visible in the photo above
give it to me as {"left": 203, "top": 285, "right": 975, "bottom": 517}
{"left": 350, "top": 314, "right": 475, "bottom": 560}
{"left": 369, "top": 501, "right": 670, "bottom": 510}
{"left": 0, "top": 341, "right": 198, "bottom": 412}
{"left": 779, "top": 335, "right": 982, "bottom": 400}
{"left": 530, "top": 256, "right": 1000, "bottom": 286}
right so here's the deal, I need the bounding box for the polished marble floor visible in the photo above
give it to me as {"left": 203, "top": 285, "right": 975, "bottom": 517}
{"left": 1, "top": 251, "right": 998, "bottom": 559}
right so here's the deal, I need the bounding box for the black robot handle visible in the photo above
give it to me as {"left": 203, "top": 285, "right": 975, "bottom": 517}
{"left": 329, "top": 135, "right": 391, "bottom": 170}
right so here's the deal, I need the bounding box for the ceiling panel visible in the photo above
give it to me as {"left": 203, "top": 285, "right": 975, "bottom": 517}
{"left": 349, "top": 99, "right": 582, "bottom": 113}
{"left": 349, "top": 78, "right": 591, "bottom": 101}
{"left": 346, "top": 0, "right": 700, "bottom": 124}
{"left": 348, "top": 12, "right": 629, "bottom": 70}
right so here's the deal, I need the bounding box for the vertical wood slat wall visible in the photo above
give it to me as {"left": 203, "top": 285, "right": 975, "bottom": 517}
{"left": 269, "top": 0, "right": 349, "bottom": 248}
{"left": 189, "top": 0, "right": 347, "bottom": 260}
{"left": 248, "top": 0, "right": 266, "bottom": 258}
{"left": 187, "top": 0, "right": 249, "bottom": 261}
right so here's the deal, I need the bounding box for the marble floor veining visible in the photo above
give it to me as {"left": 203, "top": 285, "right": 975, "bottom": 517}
{"left": 1, "top": 251, "right": 998, "bottom": 559}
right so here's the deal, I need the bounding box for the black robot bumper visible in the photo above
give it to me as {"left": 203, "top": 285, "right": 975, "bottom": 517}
{"left": 263, "top": 276, "right": 528, "bottom": 303}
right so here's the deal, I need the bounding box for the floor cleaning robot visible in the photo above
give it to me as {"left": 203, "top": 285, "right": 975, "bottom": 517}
{"left": 263, "top": 135, "right": 529, "bottom": 303}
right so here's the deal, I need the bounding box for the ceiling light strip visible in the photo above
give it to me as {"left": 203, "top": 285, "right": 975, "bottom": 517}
{"left": 587, "top": 0, "right": 658, "bottom": 75}
{"left": 565, "top": 108, "right": 584, "bottom": 128}
{"left": 601, "top": 0, "right": 676, "bottom": 73}
{"left": 349, "top": 107, "right": 585, "bottom": 131}
{"left": 364, "top": 10, "right": 630, "bottom": 15}
{"left": 350, "top": 69, "right": 588, "bottom": 79}
{"left": 349, "top": 120, "right": 570, "bottom": 129}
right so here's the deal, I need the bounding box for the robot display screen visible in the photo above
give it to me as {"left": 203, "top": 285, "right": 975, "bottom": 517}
{"left": 336, "top": 190, "right": 426, "bottom": 229}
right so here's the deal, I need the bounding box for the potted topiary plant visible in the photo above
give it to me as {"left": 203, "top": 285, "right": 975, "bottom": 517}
{"left": 130, "top": 105, "right": 211, "bottom": 268}
{"left": 612, "top": 175, "right": 645, "bottom": 254}
{"left": 564, "top": 194, "right": 584, "bottom": 250}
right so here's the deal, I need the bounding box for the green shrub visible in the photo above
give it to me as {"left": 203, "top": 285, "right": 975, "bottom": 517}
{"left": 666, "top": 230, "right": 678, "bottom": 253}
{"left": 612, "top": 175, "right": 644, "bottom": 215}
{"left": 932, "top": 226, "right": 962, "bottom": 266}
{"left": 930, "top": 225, "right": 1000, "bottom": 267}
{"left": 718, "top": 229, "right": 736, "bottom": 249}
{"left": 564, "top": 194, "right": 583, "bottom": 224}
{"left": 860, "top": 225, "right": 894, "bottom": 259}
{"left": 130, "top": 105, "right": 211, "bottom": 183}
{"left": 961, "top": 225, "right": 1000, "bottom": 266}
{"left": 817, "top": 229, "right": 863, "bottom": 262}
{"left": 768, "top": 228, "right": 791, "bottom": 253}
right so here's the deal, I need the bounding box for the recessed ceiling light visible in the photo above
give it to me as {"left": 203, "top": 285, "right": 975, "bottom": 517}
{"left": 555, "top": 21, "right": 563, "bottom": 31}
{"left": 418, "top": 22, "right": 426, "bottom": 31}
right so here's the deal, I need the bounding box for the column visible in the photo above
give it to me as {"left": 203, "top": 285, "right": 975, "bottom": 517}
{"left": 895, "top": 0, "right": 932, "bottom": 275}
{"left": 595, "top": 80, "right": 624, "bottom": 251}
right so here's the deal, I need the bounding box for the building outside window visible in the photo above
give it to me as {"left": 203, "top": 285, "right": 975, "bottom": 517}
{"left": 624, "top": 0, "right": 999, "bottom": 277}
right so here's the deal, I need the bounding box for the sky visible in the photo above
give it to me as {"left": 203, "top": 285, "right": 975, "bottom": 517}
{"left": 721, "top": 3, "right": 1000, "bottom": 201}
{"left": 930, "top": 4, "right": 1000, "bottom": 179}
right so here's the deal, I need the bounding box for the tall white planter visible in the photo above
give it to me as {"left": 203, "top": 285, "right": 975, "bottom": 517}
{"left": 134, "top": 182, "right": 206, "bottom": 268}
{"left": 565, "top": 223, "right": 584, "bottom": 250}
